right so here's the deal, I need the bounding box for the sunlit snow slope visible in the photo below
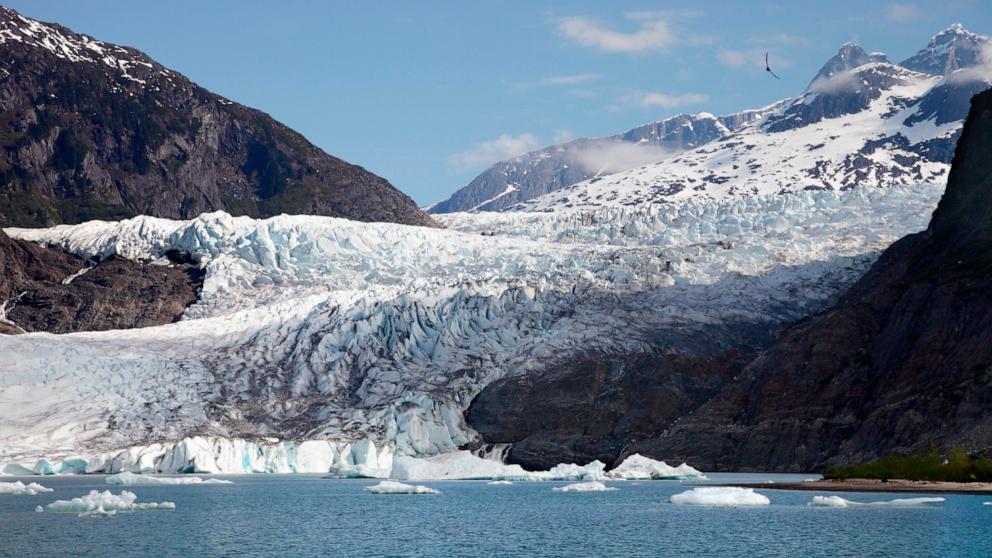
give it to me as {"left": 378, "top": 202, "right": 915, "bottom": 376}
{"left": 0, "top": 182, "right": 942, "bottom": 471}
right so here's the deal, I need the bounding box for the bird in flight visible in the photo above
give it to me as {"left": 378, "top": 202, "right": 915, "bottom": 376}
{"left": 765, "top": 52, "right": 781, "bottom": 79}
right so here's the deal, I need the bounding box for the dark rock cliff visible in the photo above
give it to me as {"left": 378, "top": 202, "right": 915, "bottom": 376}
{"left": 0, "top": 7, "right": 434, "bottom": 228}
{"left": 0, "top": 229, "right": 202, "bottom": 333}
{"left": 468, "top": 88, "right": 992, "bottom": 472}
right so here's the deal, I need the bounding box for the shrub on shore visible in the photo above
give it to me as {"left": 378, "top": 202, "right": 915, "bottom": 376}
{"left": 824, "top": 449, "right": 992, "bottom": 482}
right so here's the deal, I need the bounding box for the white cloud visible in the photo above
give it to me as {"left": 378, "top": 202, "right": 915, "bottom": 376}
{"left": 447, "top": 133, "right": 541, "bottom": 171}
{"left": 516, "top": 73, "right": 602, "bottom": 89}
{"left": 557, "top": 15, "right": 675, "bottom": 53}
{"left": 884, "top": 3, "right": 922, "bottom": 22}
{"left": 567, "top": 141, "right": 676, "bottom": 174}
{"left": 554, "top": 129, "right": 576, "bottom": 143}
{"left": 718, "top": 49, "right": 749, "bottom": 68}
{"left": 639, "top": 92, "right": 709, "bottom": 108}
{"left": 807, "top": 69, "right": 862, "bottom": 94}
{"left": 946, "top": 43, "right": 992, "bottom": 85}
{"left": 717, "top": 48, "right": 794, "bottom": 70}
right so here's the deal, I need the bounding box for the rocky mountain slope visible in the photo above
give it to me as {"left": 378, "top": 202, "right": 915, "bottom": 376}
{"left": 468, "top": 87, "right": 992, "bottom": 472}
{"left": 427, "top": 110, "right": 770, "bottom": 213}
{"left": 0, "top": 7, "right": 433, "bottom": 228}
{"left": 0, "top": 229, "right": 201, "bottom": 333}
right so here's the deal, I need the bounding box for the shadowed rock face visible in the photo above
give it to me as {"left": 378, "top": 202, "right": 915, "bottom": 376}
{"left": 467, "top": 88, "right": 992, "bottom": 472}
{"left": 465, "top": 352, "right": 746, "bottom": 470}
{"left": 0, "top": 230, "right": 202, "bottom": 333}
{"left": 0, "top": 7, "right": 434, "bottom": 228}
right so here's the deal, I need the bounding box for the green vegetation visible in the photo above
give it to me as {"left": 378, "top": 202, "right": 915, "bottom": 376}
{"left": 824, "top": 448, "right": 992, "bottom": 482}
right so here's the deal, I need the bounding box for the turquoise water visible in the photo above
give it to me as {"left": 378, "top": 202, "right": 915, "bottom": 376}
{"left": 2, "top": 473, "right": 990, "bottom": 557}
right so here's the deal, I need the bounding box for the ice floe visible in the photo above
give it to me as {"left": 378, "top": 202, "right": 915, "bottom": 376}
{"left": 364, "top": 481, "right": 439, "bottom": 495}
{"left": 37, "top": 490, "right": 175, "bottom": 517}
{"left": 0, "top": 481, "right": 53, "bottom": 495}
{"left": 670, "top": 487, "right": 770, "bottom": 507}
{"left": 390, "top": 450, "right": 607, "bottom": 481}
{"left": 809, "top": 495, "right": 945, "bottom": 507}
{"left": 488, "top": 480, "right": 513, "bottom": 485}
{"left": 105, "top": 472, "right": 232, "bottom": 485}
{"left": 552, "top": 481, "right": 617, "bottom": 492}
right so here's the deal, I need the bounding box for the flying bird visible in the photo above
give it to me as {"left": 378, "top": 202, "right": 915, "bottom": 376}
{"left": 765, "top": 52, "right": 781, "bottom": 79}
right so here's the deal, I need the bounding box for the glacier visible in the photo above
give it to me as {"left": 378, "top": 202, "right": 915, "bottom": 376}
{"left": 0, "top": 183, "right": 942, "bottom": 474}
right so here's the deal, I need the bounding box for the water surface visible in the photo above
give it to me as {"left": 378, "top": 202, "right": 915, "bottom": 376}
{"left": 2, "top": 473, "right": 989, "bottom": 557}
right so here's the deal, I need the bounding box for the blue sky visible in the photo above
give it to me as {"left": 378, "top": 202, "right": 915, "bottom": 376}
{"left": 7, "top": 1, "right": 992, "bottom": 205}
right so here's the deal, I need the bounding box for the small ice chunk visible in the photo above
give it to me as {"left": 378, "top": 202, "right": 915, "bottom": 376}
{"left": 40, "top": 490, "right": 175, "bottom": 517}
{"left": 670, "top": 487, "right": 770, "bottom": 506}
{"left": 0, "top": 481, "right": 54, "bottom": 495}
{"left": 552, "top": 481, "right": 617, "bottom": 492}
{"left": 809, "top": 495, "right": 945, "bottom": 507}
{"left": 105, "top": 472, "right": 233, "bottom": 485}
{"left": 488, "top": 480, "right": 513, "bottom": 485}
{"left": 364, "top": 481, "right": 439, "bottom": 494}
{"left": 984, "top": 502, "right": 992, "bottom": 506}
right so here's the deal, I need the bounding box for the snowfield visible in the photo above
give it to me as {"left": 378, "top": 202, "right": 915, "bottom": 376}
{"left": 508, "top": 61, "right": 982, "bottom": 213}
{"left": 0, "top": 182, "right": 941, "bottom": 474}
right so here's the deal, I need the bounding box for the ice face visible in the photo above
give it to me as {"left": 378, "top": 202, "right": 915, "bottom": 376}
{"left": 552, "top": 481, "right": 617, "bottom": 492}
{"left": 670, "top": 487, "right": 771, "bottom": 506}
{"left": 0, "top": 183, "right": 941, "bottom": 468}
{"left": 39, "top": 490, "right": 175, "bottom": 517}
{"left": 364, "top": 481, "right": 439, "bottom": 495}
{"left": 0, "top": 481, "right": 53, "bottom": 495}
{"left": 105, "top": 472, "right": 232, "bottom": 485}
{"left": 809, "top": 496, "right": 945, "bottom": 507}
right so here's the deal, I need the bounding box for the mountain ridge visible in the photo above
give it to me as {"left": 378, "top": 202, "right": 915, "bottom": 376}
{"left": 0, "top": 6, "right": 435, "bottom": 228}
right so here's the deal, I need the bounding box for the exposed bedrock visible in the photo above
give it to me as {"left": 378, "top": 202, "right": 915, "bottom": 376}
{"left": 0, "top": 229, "right": 202, "bottom": 333}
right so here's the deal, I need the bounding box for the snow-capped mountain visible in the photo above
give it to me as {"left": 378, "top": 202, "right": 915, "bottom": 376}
{"left": 512, "top": 26, "right": 990, "bottom": 212}
{"left": 427, "top": 109, "right": 774, "bottom": 213}
{"left": 0, "top": 7, "right": 433, "bottom": 228}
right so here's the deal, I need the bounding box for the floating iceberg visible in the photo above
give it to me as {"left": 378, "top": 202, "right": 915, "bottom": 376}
{"left": 0, "top": 481, "right": 53, "bottom": 495}
{"left": 670, "top": 487, "right": 770, "bottom": 507}
{"left": 488, "top": 480, "right": 513, "bottom": 485}
{"left": 38, "top": 490, "right": 175, "bottom": 517}
{"left": 607, "top": 454, "right": 705, "bottom": 480}
{"left": 809, "top": 495, "right": 945, "bottom": 507}
{"left": 364, "top": 481, "right": 439, "bottom": 495}
{"left": 552, "top": 481, "right": 617, "bottom": 492}
{"left": 105, "top": 472, "right": 232, "bottom": 486}
{"left": 390, "top": 450, "right": 609, "bottom": 481}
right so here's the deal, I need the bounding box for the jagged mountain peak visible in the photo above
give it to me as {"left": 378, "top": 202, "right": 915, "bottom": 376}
{"left": 809, "top": 42, "right": 890, "bottom": 89}
{"left": 901, "top": 23, "right": 991, "bottom": 76}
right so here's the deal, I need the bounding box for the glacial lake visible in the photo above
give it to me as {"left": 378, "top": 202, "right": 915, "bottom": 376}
{"left": 2, "top": 473, "right": 990, "bottom": 557}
